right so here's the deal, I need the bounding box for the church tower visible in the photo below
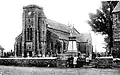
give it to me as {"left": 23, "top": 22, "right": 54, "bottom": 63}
{"left": 22, "top": 5, "right": 46, "bottom": 57}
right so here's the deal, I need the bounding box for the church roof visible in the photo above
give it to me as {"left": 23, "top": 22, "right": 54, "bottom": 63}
{"left": 15, "top": 33, "right": 22, "bottom": 43}
{"left": 112, "top": 2, "right": 120, "bottom": 13}
{"left": 46, "top": 19, "right": 70, "bottom": 33}
{"left": 46, "top": 19, "right": 92, "bottom": 43}
{"left": 46, "top": 19, "right": 80, "bottom": 36}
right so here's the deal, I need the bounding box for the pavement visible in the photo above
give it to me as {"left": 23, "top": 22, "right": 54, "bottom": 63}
{"left": 0, "top": 65, "right": 120, "bottom": 75}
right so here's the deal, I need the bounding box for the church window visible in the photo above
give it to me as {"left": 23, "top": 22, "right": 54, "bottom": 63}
{"left": 63, "top": 42, "right": 66, "bottom": 50}
{"left": 39, "top": 31, "right": 41, "bottom": 42}
{"left": 38, "top": 17, "right": 41, "bottom": 30}
{"left": 51, "top": 42, "right": 53, "bottom": 50}
{"left": 26, "top": 28, "right": 29, "bottom": 41}
{"left": 26, "top": 28, "right": 32, "bottom": 41}
{"left": 29, "top": 28, "right": 32, "bottom": 41}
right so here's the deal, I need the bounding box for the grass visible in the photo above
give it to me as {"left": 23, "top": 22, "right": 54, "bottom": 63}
{"left": 0, "top": 65, "right": 120, "bottom": 75}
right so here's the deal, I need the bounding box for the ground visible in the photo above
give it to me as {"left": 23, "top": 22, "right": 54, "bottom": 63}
{"left": 0, "top": 66, "right": 120, "bottom": 75}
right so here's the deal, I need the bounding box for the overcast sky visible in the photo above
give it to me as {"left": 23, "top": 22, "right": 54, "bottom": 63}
{"left": 0, "top": 0, "right": 106, "bottom": 52}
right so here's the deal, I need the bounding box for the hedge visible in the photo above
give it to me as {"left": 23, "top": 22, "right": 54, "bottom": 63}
{"left": 0, "top": 58, "right": 57, "bottom": 67}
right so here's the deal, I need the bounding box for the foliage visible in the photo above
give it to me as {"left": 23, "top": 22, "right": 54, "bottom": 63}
{"left": 0, "top": 59, "right": 57, "bottom": 67}
{"left": 3, "top": 50, "right": 14, "bottom": 58}
{"left": 87, "top": 1, "right": 118, "bottom": 53}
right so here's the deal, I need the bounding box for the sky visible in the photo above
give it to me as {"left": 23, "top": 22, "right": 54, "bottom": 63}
{"left": 0, "top": 0, "right": 106, "bottom": 52}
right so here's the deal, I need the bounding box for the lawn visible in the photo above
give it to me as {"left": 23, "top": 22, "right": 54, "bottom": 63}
{"left": 0, "top": 65, "right": 120, "bottom": 75}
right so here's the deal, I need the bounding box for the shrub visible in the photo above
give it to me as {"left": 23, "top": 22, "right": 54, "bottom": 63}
{"left": 0, "top": 59, "right": 57, "bottom": 67}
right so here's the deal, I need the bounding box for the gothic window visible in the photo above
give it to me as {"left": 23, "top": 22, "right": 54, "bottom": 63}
{"left": 29, "top": 28, "right": 32, "bottom": 41}
{"left": 51, "top": 42, "right": 53, "bottom": 50}
{"left": 26, "top": 18, "right": 33, "bottom": 27}
{"left": 19, "top": 43, "right": 22, "bottom": 54}
{"left": 26, "top": 28, "right": 33, "bottom": 41}
{"left": 39, "top": 31, "right": 41, "bottom": 42}
{"left": 26, "top": 28, "right": 29, "bottom": 41}
{"left": 63, "top": 42, "right": 66, "bottom": 50}
{"left": 38, "top": 17, "right": 41, "bottom": 30}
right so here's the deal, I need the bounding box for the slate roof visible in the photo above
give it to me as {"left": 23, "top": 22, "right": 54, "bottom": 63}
{"left": 45, "top": 19, "right": 92, "bottom": 43}
{"left": 15, "top": 33, "right": 22, "bottom": 43}
{"left": 46, "top": 19, "right": 80, "bottom": 35}
{"left": 46, "top": 19, "right": 83, "bottom": 41}
{"left": 46, "top": 19, "right": 70, "bottom": 33}
{"left": 112, "top": 2, "right": 120, "bottom": 13}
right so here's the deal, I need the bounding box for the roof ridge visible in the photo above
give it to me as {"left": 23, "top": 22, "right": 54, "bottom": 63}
{"left": 46, "top": 19, "right": 70, "bottom": 33}
{"left": 47, "top": 19, "right": 68, "bottom": 27}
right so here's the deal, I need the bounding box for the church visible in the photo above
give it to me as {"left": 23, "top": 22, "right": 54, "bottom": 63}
{"left": 14, "top": 5, "right": 93, "bottom": 57}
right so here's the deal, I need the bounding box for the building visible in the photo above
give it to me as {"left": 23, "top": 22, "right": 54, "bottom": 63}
{"left": 112, "top": 2, "right": 120, "bottom": 57}
{"left": 14, "top": 5, "right": 93, "bottom": 57}
{"left": 0, "top": 45, "right": 4, "bottom": 57}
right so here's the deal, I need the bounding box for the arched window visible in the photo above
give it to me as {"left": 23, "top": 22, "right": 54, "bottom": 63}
{"left": 26, "top": 28, "right": 33, "bottom": 41}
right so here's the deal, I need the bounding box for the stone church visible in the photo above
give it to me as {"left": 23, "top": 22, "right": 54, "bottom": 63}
{"left": 14, "top": 5, "right": 93, "bottom": 57}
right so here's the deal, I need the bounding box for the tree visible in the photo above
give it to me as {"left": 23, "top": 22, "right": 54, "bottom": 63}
{"left": 92, "top": 52, "right": 96, "bottom": 59}
{"left": 87, "top": 1, "right": 118, "bottom": 55}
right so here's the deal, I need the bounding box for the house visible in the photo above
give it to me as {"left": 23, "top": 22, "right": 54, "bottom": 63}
{"left": 112, "top": 1, "right": 120, "bottom": 57}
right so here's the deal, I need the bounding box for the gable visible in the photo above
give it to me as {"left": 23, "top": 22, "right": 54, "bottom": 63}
{"left": 112, "top": 2, "right": 120, "bottom": 13}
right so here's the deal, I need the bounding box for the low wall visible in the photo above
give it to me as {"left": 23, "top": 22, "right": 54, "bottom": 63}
{"left": 0, "top": 57, "right": 57, "bottom": 67}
